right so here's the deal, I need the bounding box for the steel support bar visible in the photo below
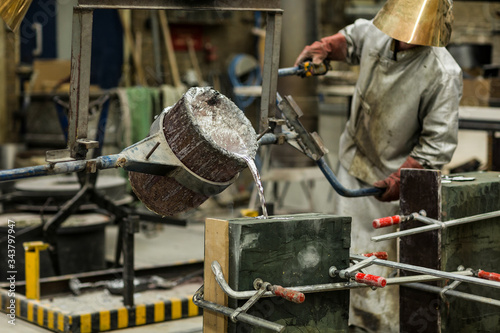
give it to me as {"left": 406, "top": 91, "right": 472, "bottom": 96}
{"left": 259, "top": 12, "right": 282, "bottom": 132}
{"left": 406, "top": 283, "right": 500, "bottom": 308}
{"left": 193, "top": 286, "right": 285, "bottom": 332}
{"left": 69, "top": 7, "right": 95, "bottom": 159}
{"left": 339, "top": 256, "right": 376, "bottom": 277}
{"left": 387, "top": 271, "right": 473, "bottom": 284}
{"left": 371, "top": 210, "right": 500, "bottom": 242}
{"left": 78, "top": 0, "right": 283, "bottom": 11}
{"left": 350, "top": 254, "right": 500, "bottom": 289}
{"left": 123, "top": 216, "right": 138, "bottom": 307}
{"left": 43, "top": 183, "right": 91, "bottom": 275}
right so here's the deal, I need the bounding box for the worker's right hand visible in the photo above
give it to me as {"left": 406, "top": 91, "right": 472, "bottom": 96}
{"left": 373, "top": 156, "right": 424, "bottom": 202}
{"left": 294, "top": 33, "right": 348, "bottom": 67}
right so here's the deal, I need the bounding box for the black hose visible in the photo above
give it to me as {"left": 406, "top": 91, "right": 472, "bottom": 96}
{"left": 316, "top": 157, "right": 383, "bottom": 197}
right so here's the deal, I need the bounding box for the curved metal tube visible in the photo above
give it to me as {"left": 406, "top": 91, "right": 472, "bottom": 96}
{"left": 192, "top": 285, "right": 285, "bottom": 332}
{"left": 211, "top": 261, "right": 474, "bottom": 300}
{"left": 316, "top": 157, "right": 383, "bottom": 197}
{"left": 258, "top": 133, "right": 383, "bottom": 198}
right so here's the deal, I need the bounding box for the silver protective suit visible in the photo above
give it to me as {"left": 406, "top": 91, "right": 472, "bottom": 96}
{"left": 339, "top": 19, "right": 463, "bottom": 185}
{"left": 332, "top": 19, "right": 462, "bottom": 332}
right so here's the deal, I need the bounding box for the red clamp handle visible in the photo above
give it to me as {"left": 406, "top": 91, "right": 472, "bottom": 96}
{"left": 270, "top": 285, "right": 305, "bottom": 304}
{"left": 354, "top": 273, "right": 387, "bottom": 288}
{"left": 372, "top": 215, "right": 401, "bottom": 229}
{"left": 363, "top": 252, "right": 388, "bottom": 260}
{"left": 478, "top": 270, "right": 500, "bottom": 282}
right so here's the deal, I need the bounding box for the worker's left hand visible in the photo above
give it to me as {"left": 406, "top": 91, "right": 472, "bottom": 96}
{"left": 294, "top": 41, "right": 328, "bottom": 67}
{"left": 294, "top": 33, "right": 348, "bottom": 67}
{"left": 373, "top": 156, "right": 424, "bottom": 202}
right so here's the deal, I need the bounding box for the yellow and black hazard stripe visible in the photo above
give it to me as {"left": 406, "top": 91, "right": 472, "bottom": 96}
{"left": 0, "top": 291, "right": 69, "bottom": 332}
{"left": 71, "top": 297, "right": 202, "bottom": 332}
{"left": 1, "top": 290, "right": 201, "bottom": 332}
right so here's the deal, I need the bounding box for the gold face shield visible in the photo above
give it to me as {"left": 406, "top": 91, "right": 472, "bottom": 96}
{"left": 373, "top": 0, "right": 454, "bottom": 47}
{"left": 0, "top": 0, "right": 34, "bottom": 32}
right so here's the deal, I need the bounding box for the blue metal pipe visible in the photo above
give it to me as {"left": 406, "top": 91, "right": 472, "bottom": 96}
{"left": 0, "top": 154, "right": 122, "bottom": 182}
{"left": 316, "top": 157, "right": 383, "bottom": 197}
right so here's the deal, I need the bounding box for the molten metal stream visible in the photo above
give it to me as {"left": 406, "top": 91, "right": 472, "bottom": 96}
{"left": 236, "top": 154, "right": 268, "bottom": 219}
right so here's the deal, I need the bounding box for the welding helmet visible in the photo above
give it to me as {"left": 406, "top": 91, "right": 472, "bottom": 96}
{"left": 373, "top": 0, "right": 454, "bottom": 47}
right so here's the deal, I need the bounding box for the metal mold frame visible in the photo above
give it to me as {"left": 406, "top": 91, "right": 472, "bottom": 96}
{"left": 62, "top": 0, "right": 283, "bottom": 160}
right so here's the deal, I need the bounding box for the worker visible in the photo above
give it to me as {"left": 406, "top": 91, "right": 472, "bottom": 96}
{"left": 294, "top": 0, "right": 462, "bottom": 332}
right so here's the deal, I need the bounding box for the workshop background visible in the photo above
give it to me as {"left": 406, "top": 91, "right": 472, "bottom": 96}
{"left": 0, "top": 0, "right": 499, "bottom": 333}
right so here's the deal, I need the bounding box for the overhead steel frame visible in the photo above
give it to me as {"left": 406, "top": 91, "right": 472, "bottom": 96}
{"left": 61, "top": 0, "right": 283, "bottom": 161}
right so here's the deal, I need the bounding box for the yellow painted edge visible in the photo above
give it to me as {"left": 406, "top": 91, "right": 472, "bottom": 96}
{"left": 100, "top": 310, "right": 111, "bottom": 331}
{"left": 47, "top": 310, "right": 54, "bottom": 330}
{"left": 136, "top": 304, "right": 146, "bottom": 326}
{"left": 16, "top": 298, "right": 21, "bottom": 317}
{"left": 80, "top": 313, "right": 91, "bottom": 333}
{"left": 1, "top": 294, "right": 203, "bottom": 332}
{"left": 187, "top": 296, "right": 198, "bottom": 317}
{"left": 27, "top": 302, "right": 34, "bottom": 322}
{"left": 171, "top": 298, "right": 182, "bottom": 319}
{"left": 25, "top": 251, "right": 39, "bottom": 300}
{"left": 117, "top": 307, "right": 128, "bottom": 328}
{"left": 57, "top": 313, "right": 64, "bottom": 332}
{"left": 154, "top": 301, "right": 165, "bottom": 322}
{"left": 37, "top": 306, "right": 44, "bottom": 326}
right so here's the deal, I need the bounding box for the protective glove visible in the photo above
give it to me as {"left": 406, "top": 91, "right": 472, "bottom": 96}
{"left": 373, "top": 156, "right": 424, "bottom": 202}
{"left": 294, "top": 33, "right": 347, "bottom": 67}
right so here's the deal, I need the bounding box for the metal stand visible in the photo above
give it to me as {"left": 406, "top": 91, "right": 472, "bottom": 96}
{"left": 123, "top": 216, "right": 138, "bottom": 307}
{"left": 58, "top": 0, "right": 283, "bottom": 163}
{"left": 37, "top": 0, "right": 283, "bottom": 306}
